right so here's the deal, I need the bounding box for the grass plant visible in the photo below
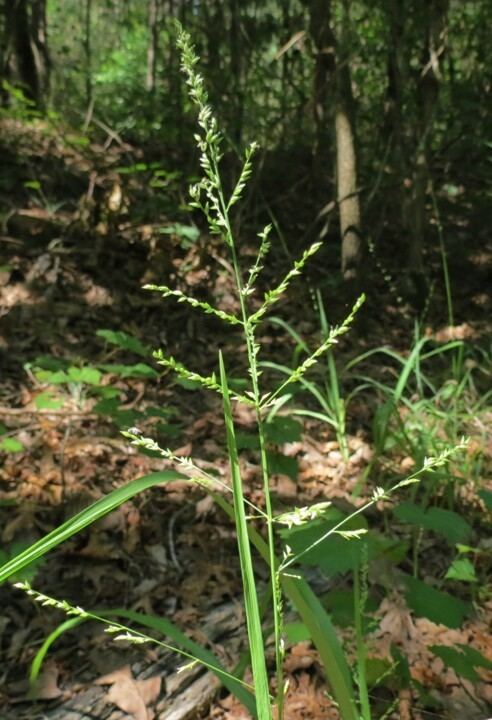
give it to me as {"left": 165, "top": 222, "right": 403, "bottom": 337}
{"left": 0, "top": 23, "right": 475, "bottom": 720}
{"left": 261, "top": 287, "right": 368, "bottom": 464}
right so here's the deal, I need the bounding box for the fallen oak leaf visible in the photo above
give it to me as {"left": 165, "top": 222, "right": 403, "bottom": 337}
{"left": 106, "top": 676, "right": 149, "bottom": 720}
{"left": 29, "top": 659, "right": 63, "bottom": 700}
{"left": 96, "top": 664, "right": 161, "bottom": 720}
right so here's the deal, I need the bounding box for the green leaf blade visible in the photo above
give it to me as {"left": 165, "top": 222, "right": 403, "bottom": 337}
{"left": 0, "top": 471, "right": 187, "bottom": 585}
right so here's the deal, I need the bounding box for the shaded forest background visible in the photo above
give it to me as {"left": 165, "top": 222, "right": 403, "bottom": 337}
{"left": 2, "top": 0, "right": 491, "bottom": 297}
{"left": 0, "top": 1, "right": 491, "bottom": 720}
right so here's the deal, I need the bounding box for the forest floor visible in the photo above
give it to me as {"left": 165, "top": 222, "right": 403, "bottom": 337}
{"left": 0, "top": 117, "right": 491, "bottom": 720}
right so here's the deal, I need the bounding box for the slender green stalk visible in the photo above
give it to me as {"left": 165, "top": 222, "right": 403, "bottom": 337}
{"left": 280, "top": 443, "right": 465, "bottom": 572}
{"left": 354, "top": 551, "right": 371, "bottom": 720}
{"left": 220, "top": 353, "right": 271, "bottom": 719}
{"left": 215, "top": 153, "right": 283, "bottom": 718}
{"left": 15, "top": 583, "right": 256, "bottom": 706}
{"left": 430, "top": 183, "right": 453, "bottom": 328}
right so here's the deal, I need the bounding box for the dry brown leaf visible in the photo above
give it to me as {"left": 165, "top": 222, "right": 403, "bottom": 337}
{"left": 2, "top": 507, "right": 36, "bottom": 542}
{"left": 195, "top": 494, "right": 215, "bottom": 517}
{"left": 284, "top": 642, "right": 317, "bottom": 673}
{"left": 96, "top": 665, "right": 161, "bottom": 720}
{"left": 432, "top": 323, "right": 476, "bottom": 342}
{"left": 135, "top": 675, "right": 161, "bottom": 706}
{"left": 106, "top": 677, "right": 149, "bottom": 720}
{"left": 96, "top": 664, "right": 133, "bottom": 686}
{"left": 174, "top": 442, "right": 193, "bottom": 457}
{"left": 30, "top": 660, "right": 63, "bottom": 700}
{"left": 275, "top": 475, "right": 297, "bottom": 502}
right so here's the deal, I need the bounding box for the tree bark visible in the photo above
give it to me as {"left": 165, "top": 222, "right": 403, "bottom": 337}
{"left": 336, "top": 0, "right": 362, "bottom": 281}
{"left": 306, "top": 0, "right": 334, "bottom": 178}
{"left": 146, "top": 0, "right": 159, "bottom": 93}
{"left": 408, "top": 0, "right": 449, "bottom": 278}
{"left": 30, "top": 0, "right": 50, "bottom": 101}
{"left": 84, "top": 0, "right": 93, "bottom": 109}
{"left": 306, "top": 0, "right": 363, "bottom": 282}
{"left": 229, "top": 0, "right": 243, "bottom": 144}
{"left": 2, "top": 0, "right": 50, "bottom": 107}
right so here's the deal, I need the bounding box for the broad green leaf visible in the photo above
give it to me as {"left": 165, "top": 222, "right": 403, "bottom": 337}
{"left": 67, "top": 367, "right": 101, "bottom": 385}
{"left": 445, "top": 558, "right": 477, "bottom": 583}
{"left": 111, "top": 409, "right": 144, "bottom": 428}
{"left": 99, "top": 363, "right": 158, "bottom": 379}
{"left": 96, "top": 329, "right": 150, "bottom": 358}
{"left": 0, "top": 437, "right": 24, "bottom": 453}
{"left": 478, "top": 489, "right": 492, "bottom": 511}
{"left": 279, "top": 511, "right": 367, "bottom": 575}
{"left": 402, "top": 575, "right": 471, "bottom": 628}
{"left": 30, "top": 356, "right": 67, "bottom": 371}
{"left": 145, "top": 407, "right": 176, "bottom": 419}
{"left": 391, "top": 644, "right": 411, "bottom": 687}
{"left": 365, "top": 657, "right": 392, "bottom": 688}
{"left": 235, "top": 432, "right": 260, "bottom": 450}
{"left": 34, "top": 392, "right": 64, "bottom": 410}
{"left": 0, "top": 541, "right": 43, "bottom": 583}
{"left": 66, "top": 134, "right": 89, "bottom": 147}
{"left": 91, "top": 386, "right": 121, "bottom": 400}
{"left": 430, "top": 644, "right": 492, "bottom": 683}
{"left": 175, "top": 377, "right": 201, "bottom": 390}
{"left": 323, "top": 590, "right": 355, "bottom": 627}
{"left": 266, "top": 451, "right": 298, "bottom": 480}
{"left": 394, "top": 503, "right": 473, "bottom": 545}
{"left": 93, "top": 397, "right": 121, "bottom": 417}
{"left": 393, "top": 502, "right": 427, "bottom": 526}
{"left": 34, "top": 369, "right": 69, "bottom": 385}
{"left": 283, "top": 621, "right": 311, "bottom": 643}
{"left": 155, "top": 422, "right": 182, "bottom": 438}
{"left": 24, "top": 180, "right": 41, "bottom": 190}
{"left": 0, "top": 471, "right": 186, "bottom": 584}
{"left": 159, "top": 223, "right": 200, "bottom": 247}
{"left": 424, "top": 507, "right": 473, "bottom": 545}
{"left": 264, "top": 416, "right": 302, "bottom": 444}
{"left": 323, "top": 588, "right": 378, "bottom": 630}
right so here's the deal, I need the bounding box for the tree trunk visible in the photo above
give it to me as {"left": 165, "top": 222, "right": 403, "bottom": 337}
{"left": 336, "top": 105, "right": 362, "bottom": 281}
{"left": 386, "top": 0, "right": 407, "bottom": 228}
{"left": 2, "top": 0, "right": 50, "bottom": 107}
{"left": 84, "top": 0, "right": 93, "bottom": 109}
{"left": 30, "top": 0, "right": 50, "bottom": 102}
{"left": 336, "top": 0, "right": 362, "bottom": 282}
{"left": 408, "top": 0, "right": 449, "bottom": 279}
{"left": 306, "top": 0, "right": 363, "bottom": 282}
{"left": 306, "top": 0, "right": 334, "bottom": 179}
{"left": 229, "top": 0, "right": 243, "bottom": 144}
{"left": 146, "top": 0, "right": 159, "bottom": 93}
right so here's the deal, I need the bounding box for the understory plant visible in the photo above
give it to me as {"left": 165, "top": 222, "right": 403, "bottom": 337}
{"left": 351, "top": 325, "right": 489, "bottom": 494}
{"left": 0, "top": 25, "right": 471, "bottom": 720}
{"left": 263, "top": 289, "right": 365, "bottom": 462}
